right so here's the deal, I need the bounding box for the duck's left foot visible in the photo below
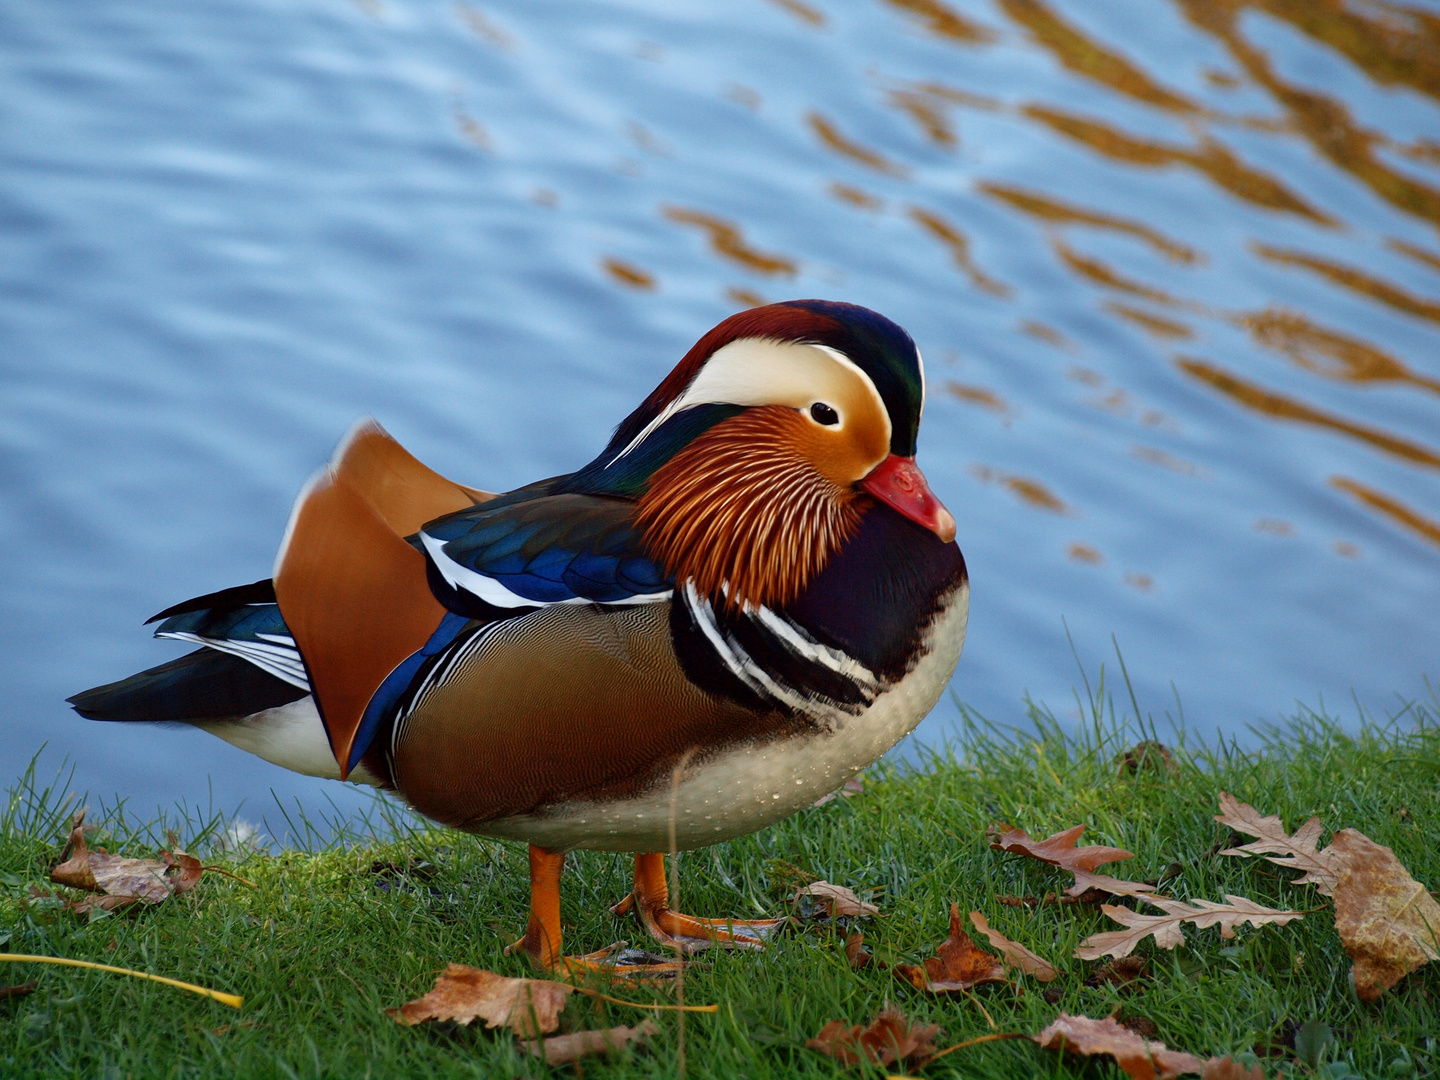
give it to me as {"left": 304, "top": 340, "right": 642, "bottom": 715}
{"left": 611, "top": 853, "right": 785, "bottom": 954}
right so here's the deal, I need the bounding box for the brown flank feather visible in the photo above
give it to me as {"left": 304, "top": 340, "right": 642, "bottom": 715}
{"left": 637, "top": 406, "right": 865, "bottom": 611}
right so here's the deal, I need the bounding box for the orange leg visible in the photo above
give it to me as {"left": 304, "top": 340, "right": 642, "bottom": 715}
{"left": 517, "top": 844, "right": 566, "bottom": 970}
{"left": 506, "top": 845, "right": 684, "bottom": 978}
{"left": 610, "top": 852, "right": 785, "bottom": 954}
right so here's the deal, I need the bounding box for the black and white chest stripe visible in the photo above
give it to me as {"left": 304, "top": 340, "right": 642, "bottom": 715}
{"left": 673, "top": 581, "right": 883, "bottom": 719}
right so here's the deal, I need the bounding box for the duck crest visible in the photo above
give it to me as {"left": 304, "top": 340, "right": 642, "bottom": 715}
{"left": 635, "top": 405, "right": 866, "bottom": 612}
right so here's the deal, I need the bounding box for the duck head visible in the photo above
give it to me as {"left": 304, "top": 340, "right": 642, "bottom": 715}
{"left": 569, "top": 300, "right": 955, "bottom": 611}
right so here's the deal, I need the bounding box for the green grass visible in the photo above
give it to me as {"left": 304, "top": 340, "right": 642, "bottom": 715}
{"left": 1, "top": 691, "right": 1436, "bottom": 1079}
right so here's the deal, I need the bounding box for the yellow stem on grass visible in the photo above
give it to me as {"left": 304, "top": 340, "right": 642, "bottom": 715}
{"left": 0, "top": 954, "right": 243, "bottom": 1008}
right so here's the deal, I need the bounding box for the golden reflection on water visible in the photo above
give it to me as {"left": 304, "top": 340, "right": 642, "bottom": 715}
{"left": 762, "top": 0, "right": 826, "bottom": 28}
{"left": 601, "top": 257, "right": 656, "bottom": 290}
{"left": 879, "top": 0, "right": 995, "bottom": 44}
{"left": 1022, "top": 104, "right": 1331, "bottom": 222}
{"left": 807, "top": 112, "right": 910, "bottom": 177}
{"left": 661, "top": 206, "right": 798, "bottom": 276}
{"left": 979, "top": 182, "right": 1200, "bottom": 263}
{"left": 906, "top": 206, "right": 1011, "bottom": 295}
{"left": 1177, "top": 358, "right": 1440, "bottom": 469}
{"left": 1106, "top": 302, "right": 1194, "bottom": 340}
{"left": 1239, "top": 309, "right": 1440, "bottom": 394}
{"left": 1048, "top": 236, "right": 1182, "bottom": 307}
{"left": 1331, "top": 476, "right": 1440, "bottom": 549}
{"left": 996, "top": 0, "right": 1200, "bottom": 114}
{"left": 969, "top": 464, "right": 1073, "bottom": 513}
{"left": 1251, "top": 243, "right": 1440, "bottom": 326}
{"left": 1178, "top": 0, "right": 1440, "bottom": 228}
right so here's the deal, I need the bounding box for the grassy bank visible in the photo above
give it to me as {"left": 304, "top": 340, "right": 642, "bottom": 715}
{"left": 1, "top": 697, "right": 1436, "bottom": 1079}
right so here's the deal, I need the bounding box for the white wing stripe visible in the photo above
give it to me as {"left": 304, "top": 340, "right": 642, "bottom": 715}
{"left": 420, "top": 531, "right": 671, "bottom": 609}
{"left": 159, "top": 631, "right": 311, "bottom": 691}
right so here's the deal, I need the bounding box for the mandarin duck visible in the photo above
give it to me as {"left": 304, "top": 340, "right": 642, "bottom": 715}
{"left": 71, "top": 300, "right": 968, "bottom": 973}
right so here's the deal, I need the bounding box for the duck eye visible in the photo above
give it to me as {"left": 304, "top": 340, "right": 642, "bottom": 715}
{"left": 810, "top": 402, "right": 839, "bottom": 426}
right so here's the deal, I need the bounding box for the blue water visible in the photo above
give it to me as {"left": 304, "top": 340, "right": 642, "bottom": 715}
{"left": 3, "top": 0, "right": 1438, "bottom": 828}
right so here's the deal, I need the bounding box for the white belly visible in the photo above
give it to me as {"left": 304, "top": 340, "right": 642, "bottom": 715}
{"left": 480, "top": 582, "right": 970, "bottom": 852}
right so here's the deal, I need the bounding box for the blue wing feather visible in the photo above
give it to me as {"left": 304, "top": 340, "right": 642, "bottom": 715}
{"left": 420, "top": 492, "right": 672, "bottom": 610}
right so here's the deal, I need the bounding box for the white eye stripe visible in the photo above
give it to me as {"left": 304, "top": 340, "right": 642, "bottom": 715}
{"left": 608, "top": 338, "right": 890, "bottom": 465}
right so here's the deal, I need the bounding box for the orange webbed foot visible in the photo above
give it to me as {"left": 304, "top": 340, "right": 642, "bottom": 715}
{"left": 611, "top": 853, "right": 785, "bottom": 954}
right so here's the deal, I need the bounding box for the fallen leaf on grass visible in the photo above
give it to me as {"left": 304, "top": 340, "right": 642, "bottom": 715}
{"left": 1076, "top": 896, "right": 1303, "bottom": 960}
{"left": 1201, "top": 1056, "right": 1267, "bottom": 1079}
{"left": 1117, "top": 741, "right": 1178, "bottom": 775}
{"left": 1088, "top": 956, "right": 1148, "bottom": 988}
{"left": 807, "top": 1006, "right": 941, "bottom": 1068}
{"left": 0, "top": 981, "right": 36, "bottom": 1001}
{"left": 1326, "top": 829, "right": 1440, "bottom": 1001}
{"left": 48, "top": 814, "right": 204, "bottom": 912}
{"left": 969, "top": 912, "right": 1058, "bottom": 981}
{"left": 894, "top": 903, "right": 1007, "bottom": 992}
{"left": 794, "top": 881, "right": 880, "bottom": 918}
{"left": 387, "top": 964, "right": 573, "bottom": 1037}
{"left": 1068, "top": 870, "right": 1168, "bottom": 898}
{"left": 525, "top": 1019, "right": 657, "bottom": 1065}
{"left": 1034, "top": 1013, "right": 1206, "bottom": 1079}
{"left": 990, "top": 824, "right": 1139, "bottom": 896}
{"left": 1214, "top": 793, "right": 1338, "bottom": 895}
{"left": 812, "top": 776, "right": 865, "bottom": 807}
{"left": 845, "top": 933, "right": 874, "bottom": 969}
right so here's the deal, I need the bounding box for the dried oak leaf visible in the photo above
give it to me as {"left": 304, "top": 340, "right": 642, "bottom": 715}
{"left": 1069, "top": 869, "right": 1169, "bottom": 898}
{"left": 990, "top": 823, "right": 1137, "bottom": 896}
{"left": 969, "top": 911, "right": 1058, "bottom": 981}
{"left": 1214, "top": 793, "right": 1339, "bottom": 895}
{"left": 49, "top": 813, "right": 202, "bottom": 906}
{"left": 1201, "top": 1056, "right": 1267, "bottom": 1080}
{"left": 1034, "top": 1013, "right": 1206, "bottom": 1080}
{"left": 895, "top": 903, "right": 1007, "bottom": 992}
{"left": 387, "top": 964, "right": 573, "bottom": 1038}
{"left": 1075, "top": 895, "right": 1303, "bottom": 960}
{"left": 794, "top": 881, "right": 880, "bottom": 918}
{"left": 1327, "top": 828, "right": 1440, "bottom": 1001}
{"left": 807, "top": 1007, "right": 941, "bottom": 1068}
{"left": 525, "top": 1019, "right": 657, "bottom": 1065}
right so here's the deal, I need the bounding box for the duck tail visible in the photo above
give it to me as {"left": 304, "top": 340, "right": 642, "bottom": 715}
{"left": 68, "top": 647, "right": 306, "bottom": 723}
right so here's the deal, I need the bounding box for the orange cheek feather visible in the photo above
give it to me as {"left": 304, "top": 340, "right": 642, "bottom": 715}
{"left": 637, "top": 407, "right": 867, "bottom": 612}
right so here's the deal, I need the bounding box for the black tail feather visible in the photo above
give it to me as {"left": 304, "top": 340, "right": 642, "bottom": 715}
{"left": 146, "top": 578, "right": 276, "bottom": 624}
{"left": 69, "top": 647, "right": 306, "bottom": 723}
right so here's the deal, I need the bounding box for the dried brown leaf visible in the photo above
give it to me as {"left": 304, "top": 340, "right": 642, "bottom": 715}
{"left": 845, "top": 933, "right": 873, "bottom": 969}
{"left": 969, "top": 911, "right": 1058, "bottom": 981}
{"left": 1327, "top": 829, "right": 1440, "bottom": 1001}
{"left": 1214, "top": 793, "right": 1339, "bottom": 895}
{"left": 794, "top": 881, "right": 880, "bottom": 918}
{"left": 1069, "top": 869, "right": 1168, "bottom": 898}
{"left": 1088, "top": 956, "right": 1149, "bottom": 988}
{"left": 1117, "top": 741, "right": 1178, "bottom": 775}
{"left": 1075, "top": 896, "right": 1303, "bottom": 960}
{"left": 49, "top": 812, "right": 203, "bottom": 906}
{"left": 1034, "top": 1013, "right": 1206, "bottom": 1080}
{"left": 387, "top": 964, "right": 573, "bottom": 1037}
{"left": 806, "top": 1007, "right": 941, "bottom": 1068}
{"left": 990, "top": 823, "right": 1136, "bottom": 896}
{"left": 812, "top": 776, "right": 865, "bottom": 807}
{"left": 1201, "top": 1055, "right": 1267, "bottom": 1080}
{"left": 525, "top": 1019, "right": 657, "bottom": 1065}
{"left": 895, "top": 903, "right": 1007, "bottom": 993}
{"left": 0, "top": 981, "right": 37, "bottom": 1001}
